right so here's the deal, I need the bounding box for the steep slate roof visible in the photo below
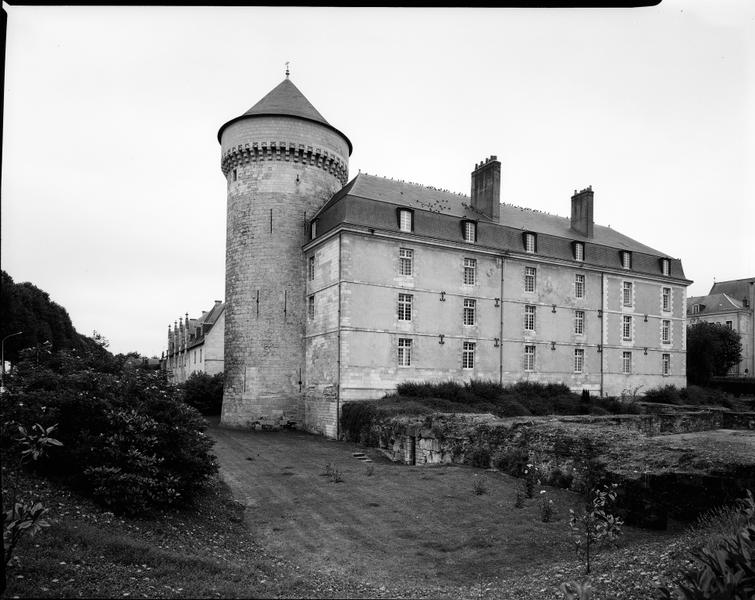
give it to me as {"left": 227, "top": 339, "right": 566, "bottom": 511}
{"left": 217, "top": 78, "right": 352, "bottom": 153}
{"left": 709, "top": 278, "right": 755, "bottom": 304}
{"left": 686, "top": 293, "right": 744, "bottom": 314}
{"left": 314, "top": 174, "right": 683, "bottom": 279}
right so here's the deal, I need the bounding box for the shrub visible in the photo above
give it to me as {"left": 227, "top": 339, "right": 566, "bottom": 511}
{"left": 473, "top": 475, "right": 489, "bottom": 496}
{"left": 340, "top": 402, "right": 377, "bottom": 443}
{"left": 180, "top": 372, "right": 224, "bottom": 415}
{"left": 1, "top": 348, "right": 217, "bottom": 516}
{"left": 644, "top": 385, "right": 683, "bottom": 405}
{"left": 493, "top": 447, "right": 530, "bottom": 477}
{"left": 469, "top": 446, "right": 491, "bottom": 468}
{"left": 681, "top": 385, "right": 734, "bottom": 408}
{"left": 539, "top": 490, "right": 554, "bottom": 522}
{"left": 657, "top": 491, "right": 755, "bottom": 600}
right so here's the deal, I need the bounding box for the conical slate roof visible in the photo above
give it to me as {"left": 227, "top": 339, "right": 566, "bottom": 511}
{"left": 217, "top": 77, "right": 352, "bottom": 154}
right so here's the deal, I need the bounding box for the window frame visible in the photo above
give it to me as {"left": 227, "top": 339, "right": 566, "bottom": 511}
{"left": 524, "top": 304, "right": 536, "bottom": 331}
{"left": 574, "top": 310, "right": 585, "bottom": 335}
{"left": 662, "top": 287, "right": 671, "bottom": 312}
{"left": 462, "top": 341, "right": 475, "bottom": 369}
{"left": 308, "top": 295, "right": 315, "bottom": 319}
{"left": 622, "top": 315, "right": 633, "bottom": 341}
{"left": 463, "top": 258, "right": 477, "bottom": 285}
{"left": 399, "top": 247, "right": 414, "bottom": 276}
{"left": 621, "top": 250, "right": 632, "bottom": 269}
{"left": 574, "top": 348, "right": 585, "bottom": 373}
{"left": 463, "top": 298, "right": 476, "bottom": 326}
{"left": 461, "top": 220, "right": 477, "bottom": 243}
{"left": 398, "top": 293, "right": 413, "bottom": 321}
{"left": 662, "top": 319, "right": 671, "bottom": 343}
{"left": 622, "top": 351, "right": 632, "bottom": 374}
{"left": 660, "top": 258, "right": 670, "bottom": 276}
{"left": 662, "top": 353, "right": 671, "bottom": 375}
{"left": 622, "top": 281, "right": 633, "bottom": 307}
{"left": 524, "top": 344, "right": 536, "bottom": 371}
{"left": 398, "top": 338, "right": 412, "bottom": 367}
{"left": 308, "top": 255, "right": 315, "bottom": 281}
{"left": 397, "top": 208, "right": 414, "bottom": 232}
{"left": 524, "top": 266, "right": 536, "bottom": 293}
{"left": 573, "top": 241, "right": 585, "bottom": 262}
{"left": 311, "top": 219, "right": 318, "bottom": 240}
{"left": 523, "top": 232, "right": 537, "bottom": 253}
{"left": 575, "top": 273, "right": 585, "bottom": 299}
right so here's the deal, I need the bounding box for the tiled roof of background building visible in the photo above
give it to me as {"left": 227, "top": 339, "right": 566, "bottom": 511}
{"left": 686, "top": 293, "right": 744, "bottom": 313}
{"left": 709, "top": 278, "right": 755, "bottom": 303}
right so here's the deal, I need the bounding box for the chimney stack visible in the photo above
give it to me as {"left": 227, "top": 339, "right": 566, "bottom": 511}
{"left": 471, "top": 155, "right": 501, "bottom": 221}
{"left": 570, "top": 186, "right": 594, "bottom": 238}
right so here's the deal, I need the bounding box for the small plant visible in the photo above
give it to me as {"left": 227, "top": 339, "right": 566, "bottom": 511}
{"left": 3, "top": 423, "right": 62, "bottom": 573}
{"left": 568, "top": 483, "right": 623, "bottom": 574}
{"left": 473, "top": 475, "right": 489, "bottom": 496}
{"left": 539, "top": 489, "right": 554, "bottom": 523}
{"left": 514, "top": 488, "right": 525, "bottom": 509}
{"left": 322, "top": 463, "right": 343, "bottom": 483}
{"left": 523, "top": 463, "right": 538, "bottom": 498}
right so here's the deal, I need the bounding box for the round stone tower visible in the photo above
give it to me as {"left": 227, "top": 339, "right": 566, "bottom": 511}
{"left": 218, "top": 75, "right": 351, "bottom": 428}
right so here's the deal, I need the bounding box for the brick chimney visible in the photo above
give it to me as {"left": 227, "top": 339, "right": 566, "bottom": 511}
{"left": 570, "top": 186, "right": 594, "bottom": 238}
{"left": 471, "top": 156, "right": 500, "bottom": 221}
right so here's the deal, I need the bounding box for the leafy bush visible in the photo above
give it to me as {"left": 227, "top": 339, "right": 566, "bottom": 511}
{"left": 180, "top": 372, "right": 224, "bottom": 415}
{"left": 681, "top": 385, "right": 734, "bottom": 408}
{"left": 493, "top": 447, "right": 530, "bottom": 477}
{"left": 657, "top": 491, "right": 755, "bottom": 600}
{"left": 469, "top": 446, "right": 491, "bottom": 468}
{"left": 340, "top": 402, "right": 377, "bottom": 443}
{"left": 644, "top": 385, "right": 684, "bottom": 405}
{"left": 1, "top": 348, "right": 217, "bottom": 516}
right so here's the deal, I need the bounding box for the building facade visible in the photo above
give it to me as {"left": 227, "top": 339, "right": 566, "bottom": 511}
{"left": 164, "top": 300, "right": 225, "bottom": 384}
{"left": 218, "top": 76, "right": 691, "bottom": 437}
{"left": 687, "top": 278, "right": 755, "bottom": 377}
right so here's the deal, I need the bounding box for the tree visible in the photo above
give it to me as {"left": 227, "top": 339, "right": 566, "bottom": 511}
{"left": 687, "top": 322, "right": 743, "bottom": 385}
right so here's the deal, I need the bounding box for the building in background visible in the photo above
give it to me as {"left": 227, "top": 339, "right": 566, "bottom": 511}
{"left": 164, "top": 300, "right": 225, "bottom": 384}
{"left": 687, "top": 277, "right": 755, "bottom": 377}
{"left": 218, "top": 75, "right": 692, "bottom": 437}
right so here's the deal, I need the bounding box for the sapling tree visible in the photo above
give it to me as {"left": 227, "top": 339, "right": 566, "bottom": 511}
{"left": 568, "top": 483, "right": 623, "bottom": 575}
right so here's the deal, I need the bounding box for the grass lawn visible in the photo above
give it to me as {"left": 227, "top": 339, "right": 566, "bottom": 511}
{"left": 3, "top": 426, "right": 701, "bottom": 599}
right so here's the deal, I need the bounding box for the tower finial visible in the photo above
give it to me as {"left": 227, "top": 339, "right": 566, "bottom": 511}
{"left": 285, "top": 61, "right": 290, "bottom": 79}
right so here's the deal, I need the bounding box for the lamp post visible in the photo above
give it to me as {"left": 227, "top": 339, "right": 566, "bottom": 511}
{"left": 1, "top": 331, "right": 23, "bottom": 391}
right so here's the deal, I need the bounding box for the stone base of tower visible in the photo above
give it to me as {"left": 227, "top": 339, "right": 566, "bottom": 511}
{"left": 220, "top": 392, "right": 303, "bottom": 431}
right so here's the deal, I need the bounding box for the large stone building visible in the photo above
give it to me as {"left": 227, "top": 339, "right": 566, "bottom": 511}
{"left": 218, "top": 75, "right": 691, "bottom": 437}
{"left": 687, "top": 277, "right": 755, "bottom": 377}
{"left": 164, "top": 300, "right": 225, "bottom": 384}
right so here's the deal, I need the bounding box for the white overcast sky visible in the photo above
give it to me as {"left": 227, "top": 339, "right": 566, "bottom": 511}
{"left": 2, "top": 2, "right": 754, "bottom": 357}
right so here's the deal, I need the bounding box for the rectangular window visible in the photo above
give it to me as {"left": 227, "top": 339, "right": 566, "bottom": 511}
{"left": 726, "top": 320, "right": 733, "bottom": 329}
{"left": 661, "top": 258, "right": 670, "bottom": 276}
{"left": 524, "top": 345, "right": 536, "bottom": 371}
{"left": 575, "top": 274, "right": 585, "bottom": 299}
{"left": 574, "top": 242, "right": 584, "bottom": 261}
{"left": 574, "top": 310, "right": 585, "bottom": 335}
{"left": 622, "top": 351, "right": 632, "bottom": 374}
{"left": 623, "top": 282, "right": 633, "bottom": 306}
{"left": 662, "top": 319, "right": 671, "bottom": 343}
{"left": 398, "top": 293, "right": 413, "bottom": 321}
{"left": 524, "top": 233, "right": 536, "bottom": 253}
{"left": 463, "top": 298, "right": 476, "bottom": 326}
{"left": 623, "top": 315, "right": 632, "bottom": 340}
{"left": 463, "top": 258, "right": 477, "bottom": 285}
{"left": 308, "top": 295, "right": 315, "bottom": 319}
{"left": 524, "top": 305, "right": 536, "bottom": 331}
{"left": 692, "top": 304, "right": 700, "bottom": 314}
{"left": 464, "top": 221, "right": 476, "bottom": 243}
{"left": 232, "top": 168, "right": 237, "bottom": 181}
{"left": 194, "top": 351, "right": 196, "bottom": 364}
{"left": 621, "top": 251, "right": 632, "bottom": 269}
{"left": 311, "top": 220, "right": 318, "bottom": 240}
{"left": 399, "top": 248, "right": 413, "bottom": 276}
{"left": 399, "top": 209, "right": 413, "bottom": 232}
{"left": 398, "top": 338, "right": 412, "bottom": 367}
{"left": 524, "top": 267, "right": 536, "bottom": 293}
{"left": 199, "top": 348, "right": 202, "bottom": 362}
{"left": 462, "top": 341, "right": 475, "bottom": 369}
{"left": 662, "top": 287, "right": 671, "bottom": 312}
{"left": 574, "top": 348, "right": 584, "bottom": 373}
{"left": 308, "top": 256, "right": 315, "bottom": 281}
{"left": 662, "top": 353, "right": 670, "bottom": 375}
